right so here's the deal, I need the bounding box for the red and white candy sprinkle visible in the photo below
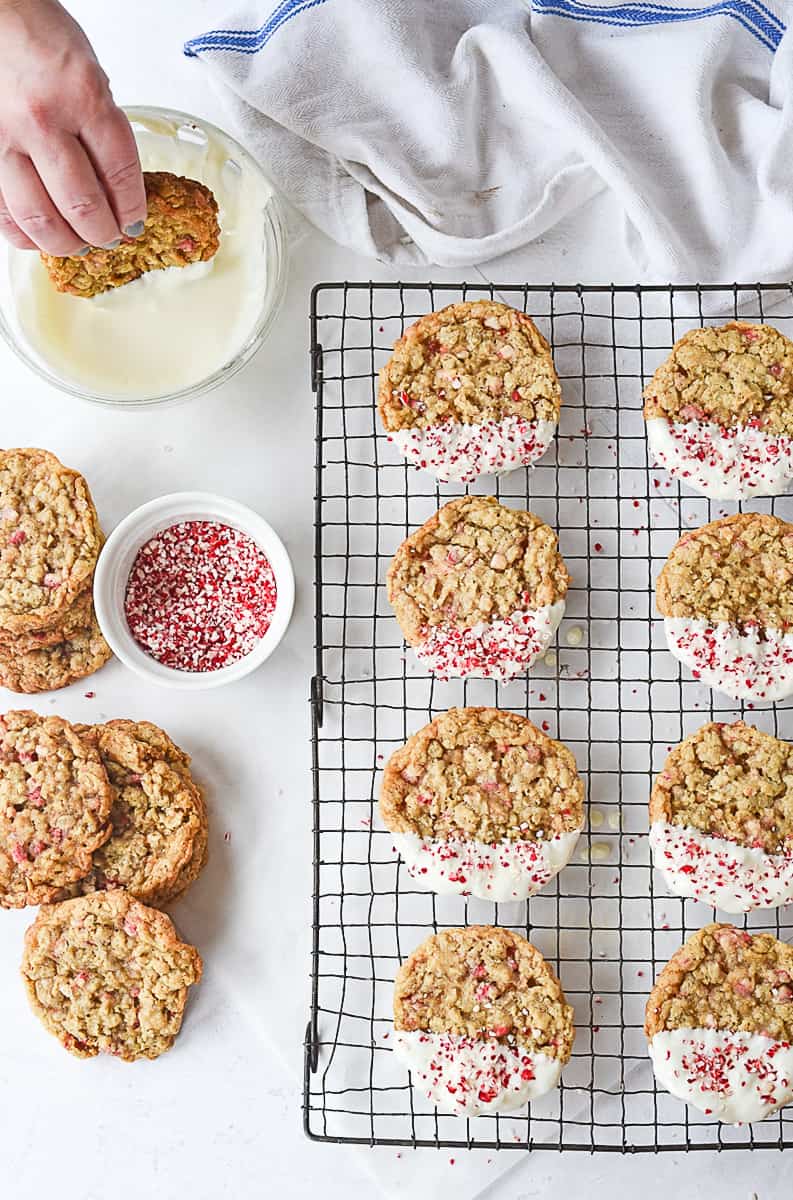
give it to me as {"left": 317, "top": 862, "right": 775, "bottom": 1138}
{"left": 388, "top": 415, "right": 556, "bottom": 484}
{"left": 415, "top": 602, "right": 564, "bottom": 682}
{"left": 650, "top": 821, "right": 793, "bottom": 913}
{"left": 392, "top": 829, "right": 582, "bottom": 902}
{"left": 649, "top": 1028, "right": 793, "bottom": 1124}
{"left": 393, "top": 1029, "right": 562, "bottom": 1116}
{"left": 647, "top": 417, "right": 793, "bottom": 500}
{"left": 664, "top": 617, "right": 793, "bottom": 703}
{"left": 124, "top": 519, "right": 277, "bottom": 673}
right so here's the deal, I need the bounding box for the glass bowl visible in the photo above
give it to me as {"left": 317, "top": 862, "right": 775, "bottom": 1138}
{"left": 0, "top": 105, "right": 288, "bottom": 408}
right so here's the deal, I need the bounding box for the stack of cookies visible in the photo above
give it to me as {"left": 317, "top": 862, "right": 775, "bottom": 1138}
{"left": 0, "top": 710, "right": 206, "bottom": 1060}
{"left": 0, "top": 448, "right": 111, "bottom": 693}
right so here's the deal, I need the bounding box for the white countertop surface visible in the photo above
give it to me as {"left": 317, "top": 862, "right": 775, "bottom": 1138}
{"left": 0, "top": 3, "right": 779, "bottom": 1197}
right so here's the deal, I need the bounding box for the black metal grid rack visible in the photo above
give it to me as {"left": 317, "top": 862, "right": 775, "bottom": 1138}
{"left": 305, "top": 281, "right": 793, "bottom": 1152}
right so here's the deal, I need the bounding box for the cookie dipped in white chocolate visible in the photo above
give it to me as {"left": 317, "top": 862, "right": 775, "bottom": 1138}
{"left": 643, "top": 321, "right": 793, "bottom": 500}
{"left": 646, "top": 417, "right": 793, "bottom": 500}
{"left": 414, "top": 600, "right": 564, "bottom": 682}
{"left": 649, "top": 1028, "right": 793, "bottom": 1123}
{"left": 394, "top": 928, "right": 574, "bottom": 1119}
{"left": 663, "top": 617, "right": 793, "bottom": 703}
{"left": 394, "top": 1030, "right": 563, "bottom": 1116}
{"left": 387, "top": 496, "right": 570, "bottom": 686}
{"left": 379, "top": 300, "right": 561, "bottom": 484}
{"left": 650, "top": 821, "right": 793, "bottom": 913}
{"left": 655, "top": 513, "right": 793, "bottom": 704}
{"left": 387, "top": 415, "right": 557, "bottom": 484}
{"left": 392, "top": 828, "right": 581, "bottom": 902}
{"left": 381, "top": 707, "right": 585, "bottom": 902}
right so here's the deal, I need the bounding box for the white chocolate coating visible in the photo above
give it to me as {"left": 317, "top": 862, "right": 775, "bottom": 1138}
{"left": 387, "top": 416, "right": 556, "bottom": 484}
{"left": 414, "top": 600, "right": 565, "bottom": 682}
{"left": 647, "top": 417, "right": 793, "bottom": 500}
{"left": 8, "top": 117, "right": 270, "bottom": 399}
{"left": 392, "top": 828, "right": 581, "bottom": 901}
{"left": 663, "top": 617, "right": 793, "bottom": 702}
{"left": 649, "top": 820, "right": 793, "bottom": 913}
{"left": 649, "top": 1028, "right": 793, "bottom": 1124}
{"left": 393, "top": 1029, "right": 563, "bottom": 1116}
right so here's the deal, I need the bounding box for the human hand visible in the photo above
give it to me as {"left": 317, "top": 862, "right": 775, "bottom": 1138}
{"left": 0, "top": 0, "right": 146, "bottom": 254}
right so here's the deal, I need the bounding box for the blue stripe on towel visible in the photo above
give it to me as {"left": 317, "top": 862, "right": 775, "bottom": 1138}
{"left": 183, "top": 0, "right": 785, "bottom": 57}
{"left": 184, "top": 0, "right": 333, "bottom": 56}
{"left": 529, "top": 0, "right": 785, "bottom": 50}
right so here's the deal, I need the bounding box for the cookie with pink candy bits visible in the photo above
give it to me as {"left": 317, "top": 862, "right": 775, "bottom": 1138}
{"left": 380, "top": 707, "right": 584, "bottom": 901}
{"left": 378, "top": 300, "right": 561, "bottom": 483}
{"left": 0, "top": 448, "right": 102, "bottom": 637}
{"left": 0, "top": 710, "right": 113, "bottom": 908}
{"left": 649, "top": 721, "right": 793, "bottom": 913}
{"left": 21, "top": 890, "right": 202, "bottom": 1060}
{"left": 386, "top": 495, "right": 570, "bottom": 682}
{"left": 645, "top": 924, "right": 793, "bottom": 1124}
{"left": 393, "top": 926, "right": 574, "bottom": 1116}
{"left": 644, "top": 322, "right": 793, "bottom": 499}
{"left": 656, "top": 512, "right": 793, "bottom": 703}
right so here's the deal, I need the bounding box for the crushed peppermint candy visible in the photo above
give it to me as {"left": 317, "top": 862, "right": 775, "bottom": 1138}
{"left": 647, "top": 416, "right": 793, "bottom": 500}
{"left": 393, "top": 829, "right": 581, "bottom": 902}
{"left": 650, "top": 1028, "right": 793, "bottom": 1123}
{"left": 414, "top": 603, "right": 563, "bottom": 682}
{"left": 394, "top": 1028, "right": 562, "bottom": 1116}
{"left": 387, "top": 415, "right": 556, "bottom": 484}
{"left": 664, "top": 617, "right": 793, "bottom": 703}
{"left": 649, "top": 820, "right": 793, "bottom": 913}
{"left": 124, "top": 520, "right": 277, "bottom": 673}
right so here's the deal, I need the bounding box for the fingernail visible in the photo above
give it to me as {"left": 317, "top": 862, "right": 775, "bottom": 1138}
{"left": 123, "top": 220, "right": 145, "bottom": 238}
{"left": 75, "top": 246, "right": 90, "bottom": 257}
{"left": 102, "top": 238, "right": 121, "bottom": 250}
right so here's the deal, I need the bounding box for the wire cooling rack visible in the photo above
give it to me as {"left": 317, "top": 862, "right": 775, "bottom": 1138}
{"left": 305, "top": 281, "right": 793, "bottom": 1152}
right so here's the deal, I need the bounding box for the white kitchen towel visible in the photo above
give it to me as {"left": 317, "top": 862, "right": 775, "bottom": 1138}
{"left": 183, "top": 0, "right": 793, "bottom": 278}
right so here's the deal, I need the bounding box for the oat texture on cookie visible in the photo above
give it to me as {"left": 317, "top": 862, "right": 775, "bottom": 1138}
{"left": 379, "top": 300, "right": 560, "bottom": 432}
{"left": 377, "top": 300, "right": 561, "bottom": 482}
{"left": 66, "top": 720, "right": 208, "bottom": 907}
{"left": 643, "top": 323, "right": 793, "bottom": 434}
{"left": 650, "top": 721, "right": 793, "bottom": 854}
{"left": 0, "top": 711, "right": 113, "bottom": 908}
{"left": 645, "top": 924, "right": 793, "bottom": 1042}
{"left": 381, "top": 707, "right": 583, "bottom": 843}
{"left": 0, "top": 613, "right": 112, "bottom": 694}
{"left": 41, "top": 172, "right": 220, "bottom": 299}
{"left": 656, "top": 512, "right": 793, "bottom": 626}
{"left": 21, "top": 890, "right": 202, "bottom": 1060}
{"left": 394, "top": 926, "right": 574, "bottom": 1058}
{"left": 387, "top": 495, "right": 569, "bottom": 644}
{"left": 0, "top": 448, "right": 102, "bottom": 636}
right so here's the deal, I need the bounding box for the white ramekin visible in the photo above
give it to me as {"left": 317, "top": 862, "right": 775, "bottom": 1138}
{"left": 93, "top": 492, "right": 295, "bottom": 690}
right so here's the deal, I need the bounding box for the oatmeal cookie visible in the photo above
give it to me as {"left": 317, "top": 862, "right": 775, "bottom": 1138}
{"left": 643, "top": 323, "right": 793, "bottom": 499}
{"left": 0, "top": 611, "right": 112, "bottom": 694}
{"left": 378, "top": 301, "right": 561, "bottom": 483}
{"left": 64, "top": 720, "right": 207, "bottom": 907}
{"left": 393, "top": 926, "right": 574, "bottom": 1116}
{"left": 649, "top": 721, "right": 793, "bottom": 912}
{"left": 645, "top": 924, "right": 793, "bottom": 1122}
{"left": 0, "top": 711, "right": 112, "bottom": 907}
{"left": 380, "top": 707, "right": 584, "bottom": 900}
{"left": 386, "top": 495, "right": 570, "bottom": 681}
{"left": 21, "top": 890, "right": 202, "bottom": 1060}
{"left": 656, "top": 512, "right": 793, "bottom": 702}
{"left": 0, "top": 586, "right": 94, "bottom": 653}
{"left": 0, "top": 449, "right": 102, "bottom": 636}
{"left": 41, "top": 172, "right": 220, "bottom": 299}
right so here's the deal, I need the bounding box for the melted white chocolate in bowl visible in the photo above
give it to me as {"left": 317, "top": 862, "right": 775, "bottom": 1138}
{"left": 4, "top": 109, "right": 280, "bottom": 403}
